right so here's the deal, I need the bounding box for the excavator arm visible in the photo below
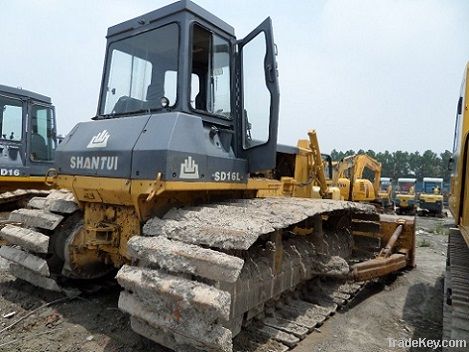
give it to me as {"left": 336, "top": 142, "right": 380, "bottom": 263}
{"left": 334, "top": 153, "right": 383, "bottom": 201}
{"left": 354, "top": 154, "right": 382, "bottom": 194}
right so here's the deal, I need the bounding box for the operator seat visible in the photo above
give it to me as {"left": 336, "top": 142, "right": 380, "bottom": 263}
{"left": 30, "top": 129, "right": 48, "bottom": 160}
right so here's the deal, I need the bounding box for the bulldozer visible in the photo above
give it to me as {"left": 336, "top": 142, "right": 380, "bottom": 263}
{"left": 0, "top": 84, "right": 57, "bottom": 208}
{"left": 378, "top": 176, "right": 394, "bottom": 210}
{"left": 0, "top": 2, "right": 416, "bottom": 351}
{"left": 395, "top": 177, "right": 417, "bottom": 215}
{"left": 444, "top": 62, "right": 469, "bottom": 344}
{"left": 419, "top": 177, "right": 444, "bottom": 216}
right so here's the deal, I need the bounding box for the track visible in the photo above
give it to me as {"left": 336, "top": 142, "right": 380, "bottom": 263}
{"left": 443, "top": 228, "right": 469, "bottom": 350}
{"left": 0, "top": 189, "right": 50, "bottom": 210}
{"left": 0, "top": 195, "right": 382, "bottom": 352}
{"left": 117, "top": 198, "right": 378, "bottom": 352}
{"left": 0, "top": 190, "right": 79, "bottom": 292}
{"left": 231, "top": 278, "right": 365, "bottom": 352}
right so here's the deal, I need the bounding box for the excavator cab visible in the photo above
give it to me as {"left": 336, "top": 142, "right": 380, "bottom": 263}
{"left": 58, "top": 0, "right": 279, "bottom": 186}
{"left": 0, "top": 84, "right": 57, "bottom": 193}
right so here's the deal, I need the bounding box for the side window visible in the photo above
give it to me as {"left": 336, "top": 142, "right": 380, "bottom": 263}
{"left": 451, "top": 82, "right": 465, "bottom": 174}
{"left": 0, "top": 96, "right": 23, "bottom": 141}
{"left": 453, "top": 96, "right": 463, "bottom": 154}
{"left": 191, "top": 25, "right": 231, "bottom": 119}
{"left": 242, "top": 32, "right": 271, "bottom": 148}
{"left": 30, "top": 105, "right": 56, "bottom": 162}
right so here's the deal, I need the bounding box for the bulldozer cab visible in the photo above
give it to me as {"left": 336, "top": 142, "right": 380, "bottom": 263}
{"left": 94, "top": 0, "right": 279, "bottom": 175}
{"left": 0, "top": 84, "right": 57, "bottom": 178}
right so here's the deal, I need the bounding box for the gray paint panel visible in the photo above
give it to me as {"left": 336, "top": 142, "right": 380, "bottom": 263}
{"left": 55, "top": 112, "right": 247, "bottom": 183}
{"left": 56, "top": 115, "right": 151, "bottom": 178}
{"left": 132, "top": 113, "right": 247, "bottom": 182}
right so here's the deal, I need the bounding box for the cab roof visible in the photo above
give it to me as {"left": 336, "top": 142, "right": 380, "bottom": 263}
{"left": 398, "top": 177, "right": 417, "bottom": 183}
{"left": 423, "top": 177, "right": 443, "bottom": 183}
{"left": 107, "top": 0, "right": 235, "bottom": 38}
{"left": 0, "top": 84, "right": 51, "bottom": 104}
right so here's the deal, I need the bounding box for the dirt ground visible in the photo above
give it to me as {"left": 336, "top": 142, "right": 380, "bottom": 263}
{"left": 0, "top": 214, "right": 452, "bottom": 352}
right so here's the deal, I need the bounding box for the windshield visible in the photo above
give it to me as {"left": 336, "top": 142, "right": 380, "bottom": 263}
{"left": 0, "top": 95, "right": 23, "bottom": 141}
{"left": 380, "top": 181, "right": 390, "bottom": 191}
{"left": 423, "top": 181, "right": 442, "bottom": 194}
{"left": 398, "top": 182, "right": 414, "bottom": 193}
{"left": 100, "top": 23, "right": 179, "bottom": 116}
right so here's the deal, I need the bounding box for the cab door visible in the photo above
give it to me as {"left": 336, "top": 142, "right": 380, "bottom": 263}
{"left": 237, "top": 17, "right": 279, "bottom": 172}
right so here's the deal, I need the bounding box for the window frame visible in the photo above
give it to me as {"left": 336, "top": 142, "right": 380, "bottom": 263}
{"left": 28, "top": 102, "right": 56, "bottom": 164}
{"left": 188, "top": 22, "right": 234, "bottom": 121}
{"left": 97, "top": 21, "right": 182, "bottom": 117}
{"left": 0, "top": 93, "right": 25, "bottom": 143}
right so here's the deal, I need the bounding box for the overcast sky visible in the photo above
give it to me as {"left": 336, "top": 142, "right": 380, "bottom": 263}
{"left": 1, "top": 0, "right": 468, "bottom": 153}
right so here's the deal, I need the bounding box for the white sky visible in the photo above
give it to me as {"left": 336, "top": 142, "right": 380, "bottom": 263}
{"left": 1, "top": 0, "right": 468, "bottom": 153}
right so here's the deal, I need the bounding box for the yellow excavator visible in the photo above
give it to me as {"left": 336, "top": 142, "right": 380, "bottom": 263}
{"left": 334, "top": 154, "right": 392, "bottom": 208}
{"left": 445, "top": 61, "right": 469, "bottom": 343}
{"left": 0, "top": 2, "right": 415, "bottom": 351}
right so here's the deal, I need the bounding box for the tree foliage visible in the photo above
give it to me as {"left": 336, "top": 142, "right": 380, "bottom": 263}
{"left": 330, "top": 149, "right": 452, "bottom": 182}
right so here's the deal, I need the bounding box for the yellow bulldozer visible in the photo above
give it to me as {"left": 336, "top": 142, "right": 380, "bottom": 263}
{"left": 395, "top": 177, "right": 417, "bottom": 215}
{"left": 0, "top": 2, "right": 415, "bottom": 351}
{"left": 0, "top": 84, "right": 57, "bottom": 209}
{"left": 445, "top": 62, "right": 469, "bottom": 343}
{"left": 418, "top": 177, "right": 444, "bottom": 217}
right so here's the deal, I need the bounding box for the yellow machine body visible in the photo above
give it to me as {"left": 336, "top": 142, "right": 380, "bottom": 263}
{"left": 54, "top": 130, "right": 342, "bottom": 267}
{"left": 450, "top": 63, "right": 469, "bottom": 243}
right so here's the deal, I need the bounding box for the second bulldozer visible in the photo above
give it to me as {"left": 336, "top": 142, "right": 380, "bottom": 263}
{"left": 0, "top": 84, "right": 58, "bottom": 208}
{"left": 0, "top": 2, "right": 416, "bottom": 351}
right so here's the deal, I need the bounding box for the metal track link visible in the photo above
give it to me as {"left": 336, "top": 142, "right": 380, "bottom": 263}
{"left": 233, "top": 278, "right": 365, "bottom": 352}
{"left": 0, "top": 189, "right": 78, "bottom": 293}
{"left": 443, "top": 228, "right": 469, "bottom": 351}
{"left": 118, "top": 198, "right": 377, "bottom": 352}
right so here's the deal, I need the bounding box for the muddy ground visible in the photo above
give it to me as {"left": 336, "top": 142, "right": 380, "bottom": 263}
{"left": 0, "top": 215, "right": 452, "bottom": 352}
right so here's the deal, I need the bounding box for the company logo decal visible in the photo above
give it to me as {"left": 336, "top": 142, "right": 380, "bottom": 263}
{"left": 180, "top": 156, "right": 199, "bottom": 179}
{"left": 87, "top": 130, "right": 110, "bottom": 149}
{"left": 70, "top": 156, "right": 118, "bottom": 171}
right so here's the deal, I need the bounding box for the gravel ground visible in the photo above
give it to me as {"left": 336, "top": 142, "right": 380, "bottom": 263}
{"left": 0, "top": 215, "right": 452, "bottom": 352}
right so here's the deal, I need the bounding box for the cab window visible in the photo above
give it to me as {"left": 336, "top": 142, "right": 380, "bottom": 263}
{"left": 191, "top": 25, "right": 231, "bottom": 119}
{"left": 0, "top": 96, "right": 22, "bottom": 141}
{"left": 30, "top": 105, "right": 56, "bottom": 162}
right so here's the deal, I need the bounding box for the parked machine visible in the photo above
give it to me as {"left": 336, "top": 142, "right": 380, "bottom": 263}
{"left": 395, "top": 177, "right": 417, "bottom": 215}
{"left": 419, "top": 177, "right": 444, "bottom": 216}
{"left": 0, "top": 2, "right": 416, "bottom": 351}
{"left": 378, "top": 176, "right": 393, "bottom": 210}
{"left": 0, "top": 84, "right": 57, "bottom": 207}
{"left": 334, "top": 154, "right": 392, "bottom": 211}
{"left": 444, "top": 62, "right": 469, "bottom": 344}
